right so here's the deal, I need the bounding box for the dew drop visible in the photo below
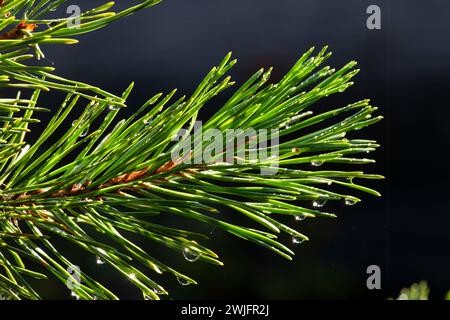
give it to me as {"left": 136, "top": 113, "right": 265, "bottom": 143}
{"left": 182, "top": 246, "right": 201, "bottom": 262}
{"left": 96, "top": 256, "right": 105, "bottom": 265}
{"left": 291, "top": 147, "right": 300, "bottom": 153}
{"left": 143, "top": 293, "right": 152, "bottom": 300}
{"left": 72, "top": 120, "right": 77, "bottom": 127}
{"left": 108, "top": 105, "right": 120, "bottom": 111}
{"left": 152, "top": 286, "right": 165, "bottom": 295}
{"left": 311, "top": 160, "right": 323, "bottom": 167}
{"left": 294, "top": 215, "right": 306, "bottom": 221}
{"left": 71, "top": 291, "right": 80, "bottom": 300}
{"left": 312, "top": 199, "right": 327, "bottom": 208}
{"left": 79, "top": 126, "right": 89, "bottom": 138}
{"left": 176, "top": 276, "right": 193, "bottom": 286}
{"left": 292, "top": 236, "right": 305, "bottom": 245}
{"left": 344, "top": 198, "right": 357, "bottom": 206}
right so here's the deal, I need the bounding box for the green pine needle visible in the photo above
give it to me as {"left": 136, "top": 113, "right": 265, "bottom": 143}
{"left": 0, "top": 0, "right": 383, "bottom": 300}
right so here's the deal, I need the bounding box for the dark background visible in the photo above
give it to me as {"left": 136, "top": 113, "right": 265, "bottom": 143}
{"left": 32, "top": 0, "right": 449, "bottom": 299}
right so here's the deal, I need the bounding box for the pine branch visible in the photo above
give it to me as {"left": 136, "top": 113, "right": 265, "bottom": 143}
{"left": 0, "top": 1, "right": 383, "bottom": 300}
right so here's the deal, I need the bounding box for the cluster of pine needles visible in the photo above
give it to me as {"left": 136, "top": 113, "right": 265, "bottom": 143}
{"left": 0, "top": 1, "right": 383, "bottom": 299}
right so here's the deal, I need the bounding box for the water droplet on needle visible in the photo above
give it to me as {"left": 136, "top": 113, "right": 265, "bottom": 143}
{"left": 311, "top": 160, "right": 323, "bottom": 167}
{"left": 182, "top": 246, "right": 201, "bottom": 262}
{"left": 79, "top": 126, "right": 89, "bottom": 137}
{"left": 176, "top": 276, "right": 193, "bottom": 286}
{"left": 292, "top": 236, "right": 305, "bottom": 245}
{"left": 312, "top": 199, "right": 327, "bottom": 208}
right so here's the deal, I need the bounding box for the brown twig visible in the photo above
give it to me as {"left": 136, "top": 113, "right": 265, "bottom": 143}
{"left": 10, "top": 158, "right": 184, "bottom": 202}
{"left": 0, "top": 20, "right": 37, "bottom": 40}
